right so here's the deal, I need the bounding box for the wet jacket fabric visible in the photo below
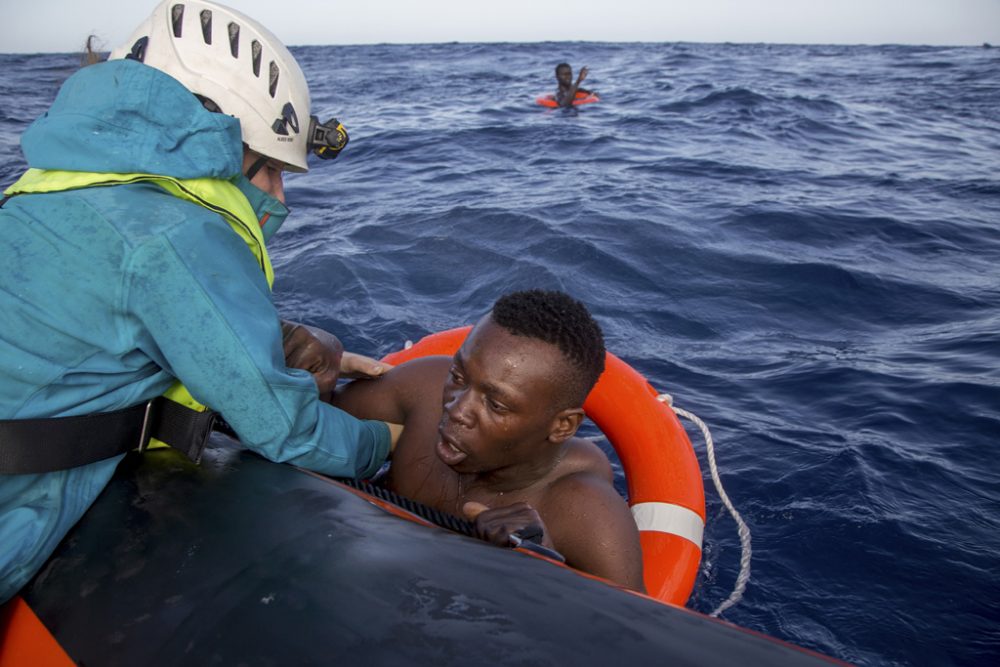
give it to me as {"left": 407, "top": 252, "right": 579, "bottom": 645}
{"left": 0, "top": 59, "right": 390, "bottom": 602}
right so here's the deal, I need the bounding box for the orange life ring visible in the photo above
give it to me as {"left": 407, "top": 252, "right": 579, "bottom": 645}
{"left": 536, "top": 91, "right": 601, "bottom": 107}
{"left": 381, "top": 326, "right": 706, "bottom": 606}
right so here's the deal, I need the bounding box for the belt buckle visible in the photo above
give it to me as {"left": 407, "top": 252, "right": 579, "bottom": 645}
{"left": 136, "top": 399, "right": 157, "bottom": 452}
{"left": 186, "top": 411, "right": 218, "bottom": 465}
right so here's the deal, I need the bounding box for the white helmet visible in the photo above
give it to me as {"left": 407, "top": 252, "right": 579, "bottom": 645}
{"left": 109, "top": 0, "right": 347, "bottom": 172}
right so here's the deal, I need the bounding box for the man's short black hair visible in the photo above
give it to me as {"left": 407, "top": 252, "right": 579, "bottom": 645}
{"left": 491, "top": 290, "right": 605, "bottom": 407}
{"left": 555, "top": 63, "right": 571, "bottom": 74}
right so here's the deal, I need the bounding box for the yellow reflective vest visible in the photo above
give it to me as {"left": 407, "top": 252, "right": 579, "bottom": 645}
{"left": 5, "top": 168, "right": 274, "bottom": 446}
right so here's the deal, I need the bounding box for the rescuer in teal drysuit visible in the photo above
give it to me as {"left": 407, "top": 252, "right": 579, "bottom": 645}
{"left": 0, "top": 2, "right": 396, "bottom": 603}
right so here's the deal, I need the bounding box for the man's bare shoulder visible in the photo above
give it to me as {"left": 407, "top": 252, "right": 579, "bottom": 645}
{"left": 531, "top": 439, "right": 624, "bottom": 525}
{"left": 387, "top": 354, "right": 452, "bottom": 383}
{"left": 554, "top": 436, "right": 615, "bottom": 485}
{"left": 542, "top": 438, "right": 630, "bottom": 533}
{"left": 332, "top": 355, "right": 452, "bottom": 421}
{"left": 386, "top": 355, "right": 453, "bottom": 412}
{"left": 539, "top": 438, "right": 645, "bottom": 591}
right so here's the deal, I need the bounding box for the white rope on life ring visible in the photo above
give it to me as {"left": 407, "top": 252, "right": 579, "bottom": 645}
{"left": 657, "top": 393, "right": 752, "bottom": 618}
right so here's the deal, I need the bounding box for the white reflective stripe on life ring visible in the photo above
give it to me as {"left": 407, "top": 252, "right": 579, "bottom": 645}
{"left": 631, "top": 502, "right": 705, "bottom": 549}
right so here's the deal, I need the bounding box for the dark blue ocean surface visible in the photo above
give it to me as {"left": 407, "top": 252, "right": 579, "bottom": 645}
{"left": 2, "top": 42, "right": 998, "bottom": 666}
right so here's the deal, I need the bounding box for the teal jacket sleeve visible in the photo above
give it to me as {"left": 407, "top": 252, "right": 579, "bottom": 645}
{"left": 124, "top": 209, "right": 390, "bottom": 479}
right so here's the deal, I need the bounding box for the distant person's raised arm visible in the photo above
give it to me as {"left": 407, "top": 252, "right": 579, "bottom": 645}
{"left": 559, "top": 66, "right": 589, "bottom": 107}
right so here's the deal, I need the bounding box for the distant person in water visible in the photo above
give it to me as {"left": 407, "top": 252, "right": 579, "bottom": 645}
{"left": 555, "top": 63, "right": 590, "bottom": 107}
{"left": 331, "top": 290, "right": 645, "bottom": 592}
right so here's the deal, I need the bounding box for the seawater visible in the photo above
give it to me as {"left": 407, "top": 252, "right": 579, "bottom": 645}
{"left": 1, "top": 42, "right": 998, "bottom": 667}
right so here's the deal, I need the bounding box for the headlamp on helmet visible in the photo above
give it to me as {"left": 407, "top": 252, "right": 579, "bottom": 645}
{"left": 308, "top": 117, "right": 349, "bottom": 160}
{"left": 108, "top": 0, "right": 351, "bottom": 172}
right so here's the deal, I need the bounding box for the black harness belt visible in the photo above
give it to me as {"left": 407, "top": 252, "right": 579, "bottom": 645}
{"left": 0, "top": 397, "right": 218, "bottom": 474}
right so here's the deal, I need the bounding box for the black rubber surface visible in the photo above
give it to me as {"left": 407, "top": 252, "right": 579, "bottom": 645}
{"left": 23, "top": 436, "right": 840, "bottom": 666}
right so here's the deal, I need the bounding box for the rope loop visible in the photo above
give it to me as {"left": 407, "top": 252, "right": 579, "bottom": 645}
{"left": 656, "top": 393, "right": 752, "bottom": 618}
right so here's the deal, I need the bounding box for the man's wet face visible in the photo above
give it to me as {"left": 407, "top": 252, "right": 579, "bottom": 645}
{"left": 556, "top": 66, "right": 573, "bottom": 86}
{"left": 436, "top": 316, "right": 566, "bottom": 473}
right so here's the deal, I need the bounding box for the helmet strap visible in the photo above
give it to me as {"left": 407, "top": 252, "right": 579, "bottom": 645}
{"left": 244, "top": 155, "right": 269, "bottom": 181}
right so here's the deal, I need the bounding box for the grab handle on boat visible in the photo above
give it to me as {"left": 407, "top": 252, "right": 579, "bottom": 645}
{"left": 509, "top": 528, "right": 566, "bottom": 563}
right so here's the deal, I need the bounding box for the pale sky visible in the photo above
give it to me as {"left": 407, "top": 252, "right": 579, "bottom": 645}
{"left": 1, "top": 0, "right": 998, "bottom": 53}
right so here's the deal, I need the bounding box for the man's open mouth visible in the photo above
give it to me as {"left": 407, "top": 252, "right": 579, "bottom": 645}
{"left": 436, "top": 427, "right": 468, "bottom": 466}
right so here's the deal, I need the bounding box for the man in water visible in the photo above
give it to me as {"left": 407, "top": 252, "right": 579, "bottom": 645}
{"left": 331, "top": 290, "right": 645, "bottom": 592}
{"left": 555, "top": 62, "right": 590, "bottom": 107}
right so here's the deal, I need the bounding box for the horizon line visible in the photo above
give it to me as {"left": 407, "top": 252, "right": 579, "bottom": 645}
{"left": 2, "top": 37, "right": 994, "bottom": 56}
